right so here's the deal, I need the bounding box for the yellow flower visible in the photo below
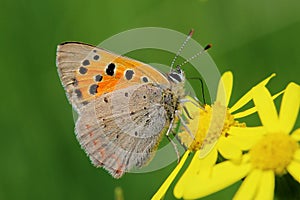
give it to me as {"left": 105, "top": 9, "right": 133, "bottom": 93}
{"left": 233, "top": 82, "right": 300, "bottom": 200}
{"left": 174, "top": 82, "right": 300, "bottom": 200}
{"left": 152, "top": 71, "right": 277, "bottom": 200}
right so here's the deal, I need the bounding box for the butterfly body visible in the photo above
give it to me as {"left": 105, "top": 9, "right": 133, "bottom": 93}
{"left": 56, "top": 42, "right": 185, "bottom": 178}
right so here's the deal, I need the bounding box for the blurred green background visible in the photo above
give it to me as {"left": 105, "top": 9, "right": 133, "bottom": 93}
{"left": 1, "top": 0, "right": 299, "bottom": 199}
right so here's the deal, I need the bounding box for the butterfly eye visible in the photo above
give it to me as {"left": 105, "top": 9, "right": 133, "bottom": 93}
{"left": 169, "top": 72, "right": 182, "bottom": 83}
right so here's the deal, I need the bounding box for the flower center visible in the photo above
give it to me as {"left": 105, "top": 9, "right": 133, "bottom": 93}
{"left": 179, "top": 101, "right": 245, "bottom": 152}
{"left": 249, "top": 133, "right": 298, "bottom": 175}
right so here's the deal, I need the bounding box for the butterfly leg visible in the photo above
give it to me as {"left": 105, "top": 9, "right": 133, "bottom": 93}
{"left": 175, "top": 111, "right": 195, "bottom": 140}
{"left": 183, "top": 105, "right": 193, "bottom": 119}
{"left": 166, "top": 134, "right": 180, "bottom": 163}
{"left": 172, "top": 130, "right": 188, "bottom": 151}
{"left": 165, "top": 117, "right": 175, "bottom": 136}
{"left": 165, "top": 117, "right": 181, "bottom": 163}
{"left": 179, "top": 98, "right": 205, "bottom": 110}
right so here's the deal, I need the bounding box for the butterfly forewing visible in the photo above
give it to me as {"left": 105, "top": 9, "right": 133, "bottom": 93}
{"left": 56, "top": 42, "right": 170, "bottom": 112}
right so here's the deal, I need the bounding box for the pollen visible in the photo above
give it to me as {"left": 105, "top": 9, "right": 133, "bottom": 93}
{"left": 179, "top": 101, "right": 245, "bottom": 152}
{"left": 249, "top": 133, "right": 298, "bottom": 175}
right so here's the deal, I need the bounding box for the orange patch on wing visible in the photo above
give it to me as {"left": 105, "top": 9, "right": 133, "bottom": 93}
{"left": 96, "top": 78, "right": 119, "bottom": 95}
{"left": 93, "top": 139, "right": 98, "bottom": 145}
{"left": 71, "top": 48, "right": 169, "bottom": 103}
{"left": 99, "top": 148, "right": 106, "bottom": 158}
{"left": 89, "top": 132, "right": 94, "bottom": 137}
{"left": 110, "top": 154, "right": 123, "bottom": 171}
{"left": 114, "top": 56, "right": 143, "bottom": 68}
{"left": 85, "top": 124, "right": 91, "bottom": 129}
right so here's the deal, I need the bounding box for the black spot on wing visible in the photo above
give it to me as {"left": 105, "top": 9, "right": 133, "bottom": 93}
{"left": 74, "top": 89, "right": 82, "bottom": 98}
{"left": 82, "top": 59, "right": 90, "bottom": 66}
{"left": 125, "top": 69, "right": 134, "bottom": 80}
{"left": 79, "top": 67, "right": 87, "bottom": 74}
{"left": 142, "top": 76, "right": 149, "bottom": 82}
{"left": 93, "top": 55, "right": 100, "bottom": 60}
{"left": 106, "top": 63, "right": 115, "bottom": 76}
{"left": 72, "top": 78, "right": 78, "bottom": 86}
{"left": 89, "top": 84, "right": 98, "bottom": 95}
{"left": 95, "top": 74, "right": 103, "bottom": 82}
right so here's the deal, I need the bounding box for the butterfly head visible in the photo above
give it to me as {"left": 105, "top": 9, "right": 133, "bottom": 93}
{"left": 168, "top": 65, "right": 185, "bottom": 84}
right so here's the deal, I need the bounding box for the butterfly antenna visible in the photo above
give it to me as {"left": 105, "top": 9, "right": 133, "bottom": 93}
{"left": 170, "top": 29, "right": 194, "bottom": 71}
{"left": 177, "top": 44, "right": 212, "bottom": 68}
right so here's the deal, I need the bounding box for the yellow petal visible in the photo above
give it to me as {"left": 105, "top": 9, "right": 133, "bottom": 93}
{"left": 196, "top": 148, "right": 218, "bottom": 178}
{"left": 230, "top": 73, "right": 276, "bottom": 113}
{"left": 229, "top": 88, "right": 253, "bottom": 114}
{"left": 255, "top": 170, "right": 275, "bottom": 200}
{"left": 191, "top": 148, "right": 218, "bottom": 178}
{"left": 291, "top": 128, "right": 300, "bottom": 141}
{"left": 279, "top": 83, "right": 300, "bottom": 134}
{"left": 233, "top": 169, "right": 262, "bottom": 200}
{"left": 287, "top": 160, "right": 300, "bottom": 183}
{"left": 233, "top": 107, "right": 257, "bottom": 119}
{"left": 293, "top": 149, "right": 300, "bottom": 162}
{"left": 199, "top": 140, "right": 219, "bottom": 158}
{"left": 228, "top": 136, "right": 259, "bottom": 151}
{"left": 199, "top": 147, "right": 218, "bottom": 169}
{"left": 216, "top": 71, "right": 233, "bottom": 107}
{"left": 151, "top": 151, "right": 190, "bottom": 200}
{"left": 174, "top": 149, "right": 217, "bottom": 198}
{"left": 252, "top": 86, "right": 279, "bottom": 132}
{"left": 255, "top": 73, "right": 276, "bottom": 87}
{"left": 211, "top": 161, "right": 251, "bottom": 184}
{"left": 227, "top": 127, "right": 265, "bottom": 150}
{"left": 241, "top": 153, "right": 251, "bottom": 163}
{"left": 272, "top": 89, "right": 285, "bottom": 100}
{"left": 179, "top": 161, "right": 251, "bottom": 199}
{"left": 233, "top": 89, "right": 284, "bottom": 119}
{"left": 228, "top": 126, "right": 265, "bottom": 136}
{"left": 217, "top": 137, "right": 242, "bottom": 160}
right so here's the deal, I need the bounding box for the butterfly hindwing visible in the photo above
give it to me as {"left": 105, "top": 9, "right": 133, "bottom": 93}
{"left": 76, "top": 84, "right": 168, "bottom": 178}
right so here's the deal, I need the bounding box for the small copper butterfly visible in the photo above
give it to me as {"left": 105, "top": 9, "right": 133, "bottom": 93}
{"left": 56, "top": 31, "right": 211, "bottom": 178}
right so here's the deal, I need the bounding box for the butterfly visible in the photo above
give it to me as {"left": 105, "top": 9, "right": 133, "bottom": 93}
{"left": 56, "top": 31, "right": 211, "bottom": 178}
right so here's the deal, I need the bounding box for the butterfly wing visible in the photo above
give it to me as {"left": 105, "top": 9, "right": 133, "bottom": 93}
{"left": 56, "top": 42, "right": 170, "bottom": 112}
{"left": 76, "top": 84, "right": 168, "bottom": 178}
{"left": 56, "top": 42, "right": 174, "bottom": 178}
